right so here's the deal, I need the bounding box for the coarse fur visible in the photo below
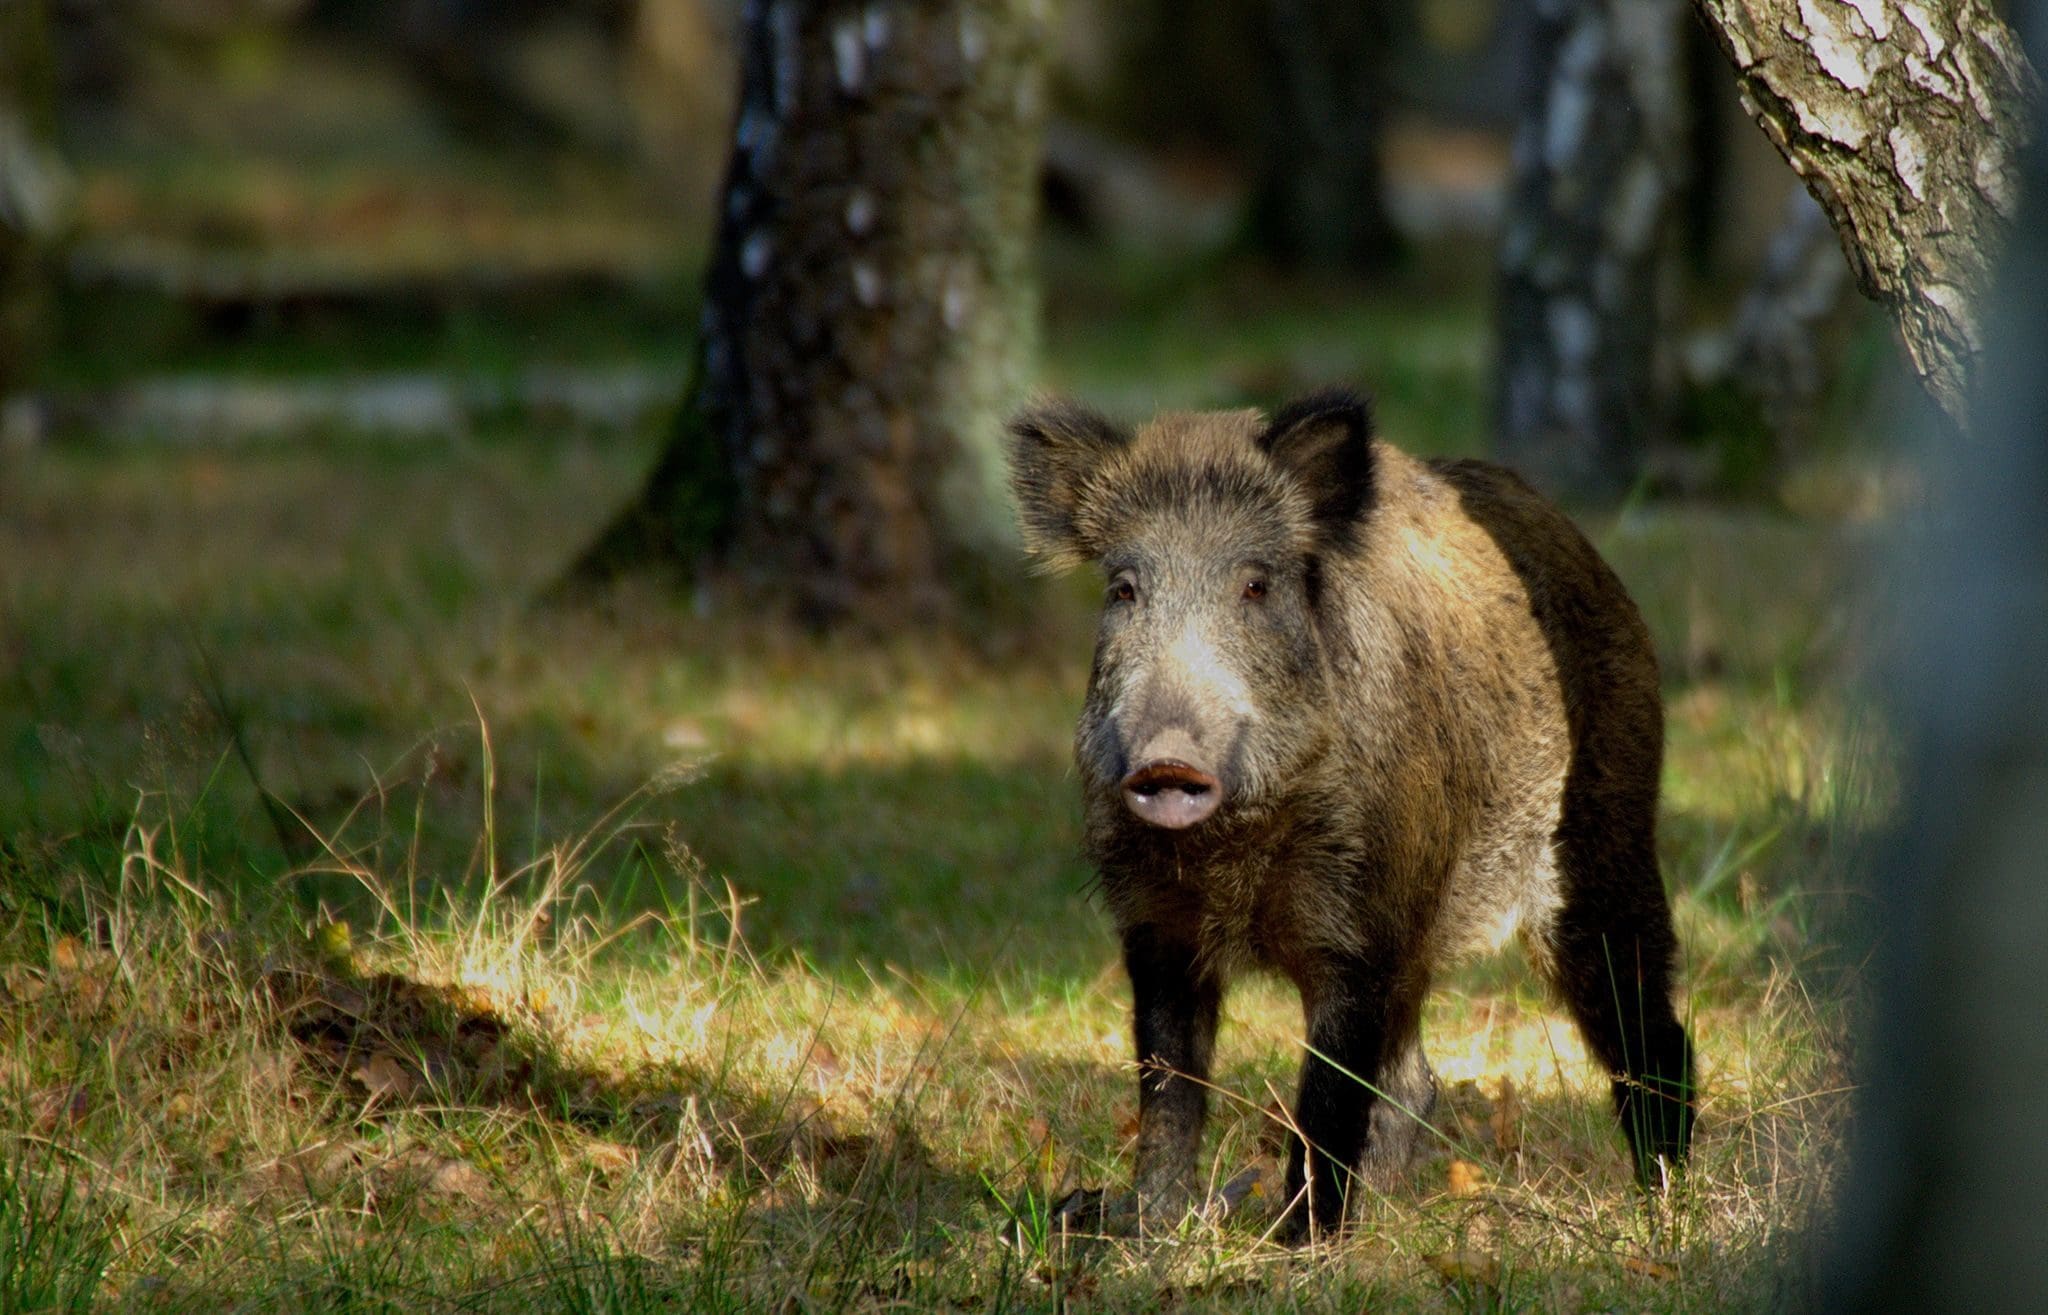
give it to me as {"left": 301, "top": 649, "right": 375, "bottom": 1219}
{"left": 1007, "top": 388, "right": 1695, "bottom": 1242}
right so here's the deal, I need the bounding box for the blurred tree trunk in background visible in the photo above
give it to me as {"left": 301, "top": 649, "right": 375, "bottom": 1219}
{"left": 1692, "top": 0, "right": 2037, "bottom": 434}
{"left": 1, "top": 0, "right": 62, "bottom": 412}
{"left": 1246, "top": 0, "right": 1398, "bottom": 273}
{"left": 573, "top": 0, "right": 1047, "bottom": 627}
{"left": 1715, "top": 188, "right": 1856, "bottom": 455}
{"left": 1493, "top": 0, "right": 1689, "bottom": 500}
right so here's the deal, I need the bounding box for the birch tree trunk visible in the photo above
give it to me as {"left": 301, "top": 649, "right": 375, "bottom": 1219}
{"left": 575, "top": 0, "right": 1048, "bottom": 627}
{"left": 1692, "top": 0, "right": 2038, "bottom": 433}
{"left": 1494, "top": 0, "right": 1690, "bottom": 500}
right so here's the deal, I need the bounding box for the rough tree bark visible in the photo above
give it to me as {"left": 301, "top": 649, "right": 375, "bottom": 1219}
{"left": 1495, "top": 0, "right": 1691, "bottom": 500}
{"left": 574, "top": 0, "right": 1047, "bottom": 627}
{"left": 1247, "top": 0, "right": 1399, "bottom": 273}
{"left": 1692, "top": 0, "right": 2038, "bottom": 433}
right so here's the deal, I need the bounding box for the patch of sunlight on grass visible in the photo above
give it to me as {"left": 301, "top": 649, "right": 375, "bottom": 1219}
{"left": 0, "top": 409, "right": 1878, "bottom": 1309}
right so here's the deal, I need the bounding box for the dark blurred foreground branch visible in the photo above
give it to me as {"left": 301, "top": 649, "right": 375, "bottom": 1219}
{"left": 1820, "top": 7, "right": 2048, "bottom": 1309}
{"left": 1692, "top": 0, "right": 2038, "bottom": 433}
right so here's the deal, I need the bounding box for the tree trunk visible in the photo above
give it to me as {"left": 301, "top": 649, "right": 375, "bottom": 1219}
{"left": 1246, "top": 0, "right": 1399, "bottom": 273}
{"left": 574, "top": 0, "right": 1047, "bottom": 627}
{"left": 1692, "top": 0, "right": 2038, "bottom": 434}
{"left": 1, "top": 0, "right": 62, "bottom": 411}
{"left": 1721, "top": 186, "right": 1857, "bottom": 452}
{"left": 1494, "top": 0, "right": 1690, "bottom": 500}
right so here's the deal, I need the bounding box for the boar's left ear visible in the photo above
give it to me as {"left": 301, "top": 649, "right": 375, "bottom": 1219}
{"left": 1258, "top": 387, "right": 1376, "bottom": 548}
{"left": 1006, "top": 397, "right": 1130, "bottom": 568}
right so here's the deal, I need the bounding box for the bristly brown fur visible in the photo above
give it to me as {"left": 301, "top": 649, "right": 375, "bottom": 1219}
{"left": 1006, "top": 388, "right": 1696, "bottom": 1243}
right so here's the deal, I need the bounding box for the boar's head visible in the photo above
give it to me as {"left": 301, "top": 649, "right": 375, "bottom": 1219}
{"left": 1007, "top": 388, "right": 1374, "bottom": 831}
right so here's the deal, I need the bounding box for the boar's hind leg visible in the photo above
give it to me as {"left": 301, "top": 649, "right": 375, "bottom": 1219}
{"left": 1278, "top": 967, "right": 1428, "bottom": 1242}
{"left": 1547, "top": 821, "right": 1696, "bottom": 1189}
{"left": 1125, "top": 924, "right": 1223, "bottom": 1225}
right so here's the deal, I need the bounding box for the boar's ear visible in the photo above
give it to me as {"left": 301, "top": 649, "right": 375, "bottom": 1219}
{"left": 1258, "top": 387, "right": 1376, "bottom": 547}
{"left": 1006, "top": 398, "right": 1130, "bottom": 567}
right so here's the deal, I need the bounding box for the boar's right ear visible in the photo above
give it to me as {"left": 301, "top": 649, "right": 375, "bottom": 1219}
{"left": 1258, "top": 387, "right": 1376, "bottom": 549}
{"left": 1006, "top": 398, "right": 1130, "bottom": 568}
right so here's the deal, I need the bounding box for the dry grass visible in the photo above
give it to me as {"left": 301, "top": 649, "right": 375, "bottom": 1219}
{"left": 0, "top": 424, "right": 1879, "bottom": 1311}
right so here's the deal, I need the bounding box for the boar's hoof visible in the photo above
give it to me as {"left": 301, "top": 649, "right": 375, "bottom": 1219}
{"left": 1120, "top": 761, "right": 1221, "bottom": 829}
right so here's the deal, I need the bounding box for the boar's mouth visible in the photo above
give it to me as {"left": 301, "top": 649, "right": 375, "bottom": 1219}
{"left": 1119, "top": 760, "right": 1223, "bottom": 829}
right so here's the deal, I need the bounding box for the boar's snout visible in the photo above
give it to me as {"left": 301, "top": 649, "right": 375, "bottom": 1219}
{"left": 1120, "top": 757, "right": 1223, "bottom": 829}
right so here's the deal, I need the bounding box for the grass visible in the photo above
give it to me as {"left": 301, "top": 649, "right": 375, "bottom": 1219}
{"left": 0, "top": 280, "right": 1885, "bottom": 1310}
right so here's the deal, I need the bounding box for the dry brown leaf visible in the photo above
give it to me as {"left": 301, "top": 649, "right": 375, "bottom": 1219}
{"left": 353, "top": 1053, "right": 419, "bottom": 1101}
{"left": 1623, "top": 1254, "right": 1678, "bottom": 1281}
{"left": 1, "top": 964, "right": 47, "bottom": 1004}
{"left": 586, "top": 1141, "right": 638, "bottom": 1175}
{"left": 34, "top": 1084, "right": 90, "bottom": 1132}
{"left": 1490, "top": 1075, "right": 1522, "bottom": 1152}
{"left": 1447, "top": 1158, "right": 1488, "bottom": 1197}
{"left": 1424, "top": 1247, "right": 1500, "bottom": 1289}
{"left": 425, "top": 1156, "right": 493, "bottom": 1200}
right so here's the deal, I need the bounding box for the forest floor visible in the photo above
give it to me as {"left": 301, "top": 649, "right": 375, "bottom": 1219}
{"left": 0, "top": 272, "right": 1896, "bottom": 1312}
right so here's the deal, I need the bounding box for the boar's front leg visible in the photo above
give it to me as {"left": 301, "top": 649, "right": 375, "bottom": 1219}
{"left": 1128, "top": 923, "right": 1222, "bottom": 1224}
{"left": 1278, "top": 961, "right": 1426, "bottom": 1243}
{"left": 1048, "top": 923, "right": 1219, "bottom": 1237}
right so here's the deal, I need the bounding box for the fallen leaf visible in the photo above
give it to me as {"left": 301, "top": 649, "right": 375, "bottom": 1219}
{"left": 310, "top": 920, "right": 352, "bottom": 967}
{"left": 1447, "top": 1158, "right": 1488, "bottom": 1197}
{"left": 1623, "top": 1254, "right": 1678, "bottom": 1281}
{"left": 1491, "top": 1075, "right": 1522, "bottom": 1152}
{"left": 353, "top": 1053, "right": 419, "bottom": 1101}
{"left": 34, "top": 1084, "right": 90, "bottom": 1132}
{"left": 586, "top": 1141, "right": 638, "bottom": 1175}
{"left": 51, "top": 936, "right": 83, "bottom": 973}
{"left": 1215, "top": 1156, "right": 1282, "bottom": 1216}
{"left": 1424, "top": 1247, "right": 1500, "bottom": 1290}
{"left": 426, "top": 1157, "right": 493, "bottom": 1200}
{"left": 1, "top": 964, "right": 47, "bottom": 1003}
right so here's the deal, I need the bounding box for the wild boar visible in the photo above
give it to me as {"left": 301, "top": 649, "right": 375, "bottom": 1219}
{"left": 1007, "top": 388, "right": 1694, "bottom": 1241}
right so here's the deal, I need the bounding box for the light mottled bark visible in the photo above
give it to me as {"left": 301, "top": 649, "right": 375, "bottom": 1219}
{"left": 1693, "top": 0, "right": 2038, "bottom": 432}
{"left": 1495, "top": 0, "right": 1690, "bottom": 500}
{"left": 580, "top": 0, "right": 1047, "bottom": 626}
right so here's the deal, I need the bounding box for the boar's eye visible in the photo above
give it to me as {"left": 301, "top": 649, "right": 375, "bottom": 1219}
{"left": 1242, "top": 579, "right": 1268, "bottom": 601}
{"left": 1111, "top": 579, "right": 1137, "bottom": 604}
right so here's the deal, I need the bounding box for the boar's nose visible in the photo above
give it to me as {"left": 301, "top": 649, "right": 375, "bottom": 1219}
{"left": 1120, "top": 759, "right": 1223, "bottom": 829}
